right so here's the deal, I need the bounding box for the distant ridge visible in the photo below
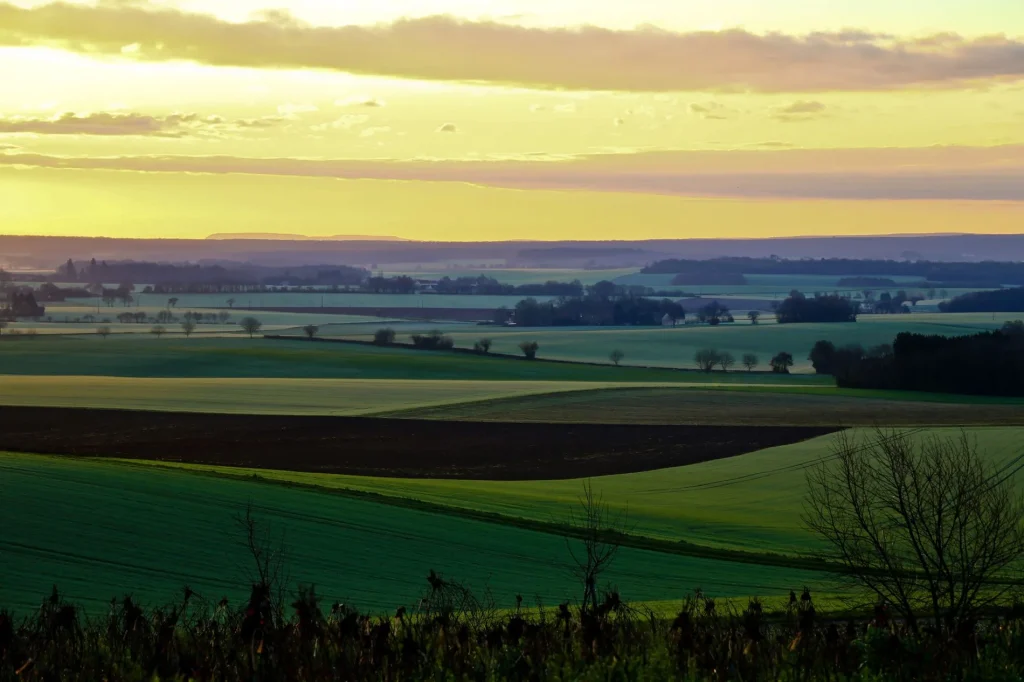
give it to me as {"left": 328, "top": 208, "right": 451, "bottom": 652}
{"left": 206, "top": 233, "right": 407, "bottom": 241}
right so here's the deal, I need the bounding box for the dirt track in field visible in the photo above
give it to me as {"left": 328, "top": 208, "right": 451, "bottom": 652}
{"left": 0, "top": 406, "right": 836, "bottom": 480}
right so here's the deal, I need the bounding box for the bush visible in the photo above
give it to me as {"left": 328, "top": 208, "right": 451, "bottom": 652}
{"left": 473, "top": 338, "right": 493, "bottom": 353}
{"left": 410, "top": 331, "right": 455, "bottom": 350}
{"left": 519, "top": 341, "right": 539, "bottom": 359}
{"left": 373, "top": 327, "right": 396, "bottom": 345}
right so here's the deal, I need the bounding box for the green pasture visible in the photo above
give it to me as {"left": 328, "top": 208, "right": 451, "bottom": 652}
{"left": 0, "top": 335, "right": 829, "bottom": 383}
{"left": 0, "top": 453, "right": 822, "bottom": 614}
{"left": 386, "top": 386, "right": 1024, "bottom": 424}
{"left": 140, "top": 428, "right": 1024, "bottom": 559}
{"left": 0, "top": 376, "right": 780, "bottom": 416}
{"left": 314, "top": 313, "right": 1016, "bottom": 372}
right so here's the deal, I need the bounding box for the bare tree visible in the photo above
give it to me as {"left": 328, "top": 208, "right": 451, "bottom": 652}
{"left": 718, "top": 351, "right": 736, "bottom": 372}
{"left": 805, "top": 429, "right": 1024, "bottom": 635}
{"left": 302, "top": 324, "right": 319, "bottom": 340}
{"left": 742, "top": 353, "right": 759, "bottom": 371}
{"left": 181, "top": 319, "right": 197, "bottom": 338}
{"left": 235, "top": 503, "right": 289, "bottom": 625}
{"left": 694, "top": 348, "right": 720, "bottom": 373}
{"left": 566, "top": 479, "right": 627, "bottom": 615}
{"left": 226, "top": 298, "right": 236, "bottom": 309}
{"left": 240, "top": 317, "right": 263, "bottom": 338}
{"left": 609, "top": 349, "right": 625, "bottom": 366}
{"left": 150, "top": 325, "right": 166, "bottom": 338}
{"left": 96, "top": 325, "right": 111, "bottom": 339}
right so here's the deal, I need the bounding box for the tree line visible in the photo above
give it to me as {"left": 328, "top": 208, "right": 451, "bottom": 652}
{"left": 641, "top": 256, "right": 1024, "bottom": 287}
{"left": 810, "top": 321, "right": 1024, "bottom": 396}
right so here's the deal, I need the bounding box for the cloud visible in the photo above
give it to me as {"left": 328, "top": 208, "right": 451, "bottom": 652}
{"left": 436, "top": 123, "right": 458, "bottom": 133}
{"left": 360, "top": 126, "right": 391, "bottom": 138}
{"left": 4, "top": 2, "right": 1024, "bottom": 92}
{"left": 312, "top": 114, "right": 370, "bottom": 131}
{"left": 335, "top": 95, "right": 385, "bottom": 108}
{"left": 5, "top": 146, "right": 1024, "bottom": 201}
{"left": 689, "top": 102, "right": 732, "bottom": 120}
{"left": 0, "top": 111, "right": 284, "bottom": 137}
{"left": 276, "top": 103, "right": 319, "bottom": 117}
{"left": 771, "top": 100, "right": 828, "bottom": 121}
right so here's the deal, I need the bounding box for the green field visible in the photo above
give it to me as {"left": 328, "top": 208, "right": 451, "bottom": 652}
{"left": 136, "top": 427, "right": 1024, "bottom": 559}
{"left": 0, "top": 335, "right": 830, "bottom": 383}
{"left": 0, "top": 453, "right": 823, "bottom": 614}
{"left": 390, "top": 267, "right": 639, "bottom": 285}
{"left": 311, "top": 313, "right": 1017, "bottom": 372}
{"left": 386, "top": 387, "right": 1024, "bottom": 424}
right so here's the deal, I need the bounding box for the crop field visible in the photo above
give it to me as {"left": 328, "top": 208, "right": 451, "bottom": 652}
{"left": 0, "top": 406, "right": 834, "bottom": 479}
{"left": 140, "top": 427, "right": 1024, "bottom": 558}
{"left": 41, "top": 304, "right": 388, "bottom": 329}
{"left": 0, "top": 335, "right": 831, "bottom": 382}
{"left": 314, "top": 313, "right": 1016, "bottom": 372}
{"left": 386, "top": 387, "right": 1024, "bottom": 425}
{"left": 0, "top": 452, "right": 824, "bottom": 614}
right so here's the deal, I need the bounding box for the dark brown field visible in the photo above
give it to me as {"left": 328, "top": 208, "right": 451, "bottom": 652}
{"left": 0, "top": 406, "right": 836, "bottom": 480}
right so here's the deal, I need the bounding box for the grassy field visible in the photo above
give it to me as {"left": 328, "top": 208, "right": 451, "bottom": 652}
{"left": 312, "top": 313, "right": 1018, "bottom": 372}
{"left": 138, "top": 427, "right": 1024, "bottom": 559}
{"left": 0, "top": 335, "right": 831, "bottom": 383}
{"left": 385, "top": 387, "right": 1024, "bottom": 424}
{"left": 390, "top": 267, "right": 639, "bottom": 285}
{"left": 0, "top": 376, "right": 803, "bottom": 416}
{"left": 0, "top": 452, "right": 823, "bottom": 614}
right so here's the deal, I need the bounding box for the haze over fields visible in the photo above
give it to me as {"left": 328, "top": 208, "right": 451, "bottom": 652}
{"left": 3, "top": 0, "right": 1024, "bottom": 240}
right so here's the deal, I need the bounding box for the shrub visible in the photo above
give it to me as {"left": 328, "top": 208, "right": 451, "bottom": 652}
{"left": 373, "top": 327, "right": 396, "bottom": 345}
{"left": 410, "top": 331, "right": 455, "bottom": 350}
{"left": 519, "top": 341, "right": 539, "bottom": 359}
{"left": 474, "top": 338, "right": 493, "bottom": 354}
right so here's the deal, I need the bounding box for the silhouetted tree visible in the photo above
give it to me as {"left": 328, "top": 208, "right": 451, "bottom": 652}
{"left": 519, "top": 341, "right": 539, "bottom": 359}
{"left": 227, "top": 298, "right": 236, "bottom": 308}
{"left": 806, "top": 429, "right": 1024, "bottom": 635}
{"left": 609, "top": 349, "right": 625, "bottom": 366}
{"left": 240, "top": 317, "right": 262, "bottom": 338}
{"left": 303, "top": 324, "right": 319, "bottom": 340}
{"left": 747, "top": 310, "right": 761, "bottom": 324}
{"left": 167, "top": 297, "right": 179, "bottom": 309}
{"left": 718, "top": 351, "right": 736, "bottom": 372}
{"left": 694, "top": 348, "right": 720, "bottom": 373}
{"left": 473, "top": 338, "right": 492, "bottom": 354}
{"left": 566, "top": 480, "right": 626, "bottom": 616}
{"left": 181, "top": 319, "right": 197, "bottom": 338}
{"left": 96, "top": 326, "right": 111, "bottom": 339}
{"left": 770, "top": 352, "right": 794, "bottom": 373}
{"left": 150, "top": 325, "right": 166, "bottom": 338}
{"left": 809, "top": 340, "right": 837, "bottom": 374}
{"left": 373, "top": 328, "right": 396, "bottom": 345}
{"left": 742, "top": 353, "right": 759, "bottom": 371}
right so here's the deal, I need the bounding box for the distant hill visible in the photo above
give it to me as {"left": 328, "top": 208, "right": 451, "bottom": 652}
{"left": 206, "top": 233, "right": 407, "bottom": 241}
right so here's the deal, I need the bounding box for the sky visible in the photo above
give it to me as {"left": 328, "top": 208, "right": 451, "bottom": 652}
{"left": 1, "top": 0, "right": 1024, "bottom": 241}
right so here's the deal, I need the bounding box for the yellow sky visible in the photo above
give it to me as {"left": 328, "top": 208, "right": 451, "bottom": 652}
{"left": 1, "top": 0, "right": 1023, "bottom": 240}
